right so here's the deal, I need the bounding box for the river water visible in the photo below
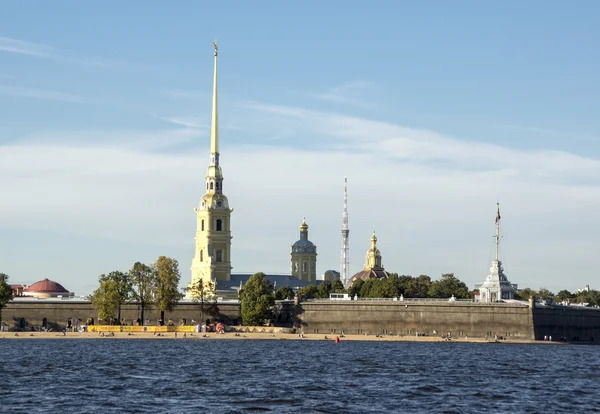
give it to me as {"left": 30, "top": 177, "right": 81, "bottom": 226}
{"left": 1, "top": 339, "right": 599, "bottom": 413}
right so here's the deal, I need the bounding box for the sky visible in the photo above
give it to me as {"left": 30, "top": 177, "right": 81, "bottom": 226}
{"left": 1, "top": 1, "right": 600, "bottom": 295}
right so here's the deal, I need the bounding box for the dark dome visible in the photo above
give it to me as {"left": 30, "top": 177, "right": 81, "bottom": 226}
{"left": 346, "top": 269, "right": 389, "bottom": 287}
{"left": 292, "top": 239, "right": 315, "bottom": 248}
{"left": 24, "top": 278, "right": 69, "bottom": 294}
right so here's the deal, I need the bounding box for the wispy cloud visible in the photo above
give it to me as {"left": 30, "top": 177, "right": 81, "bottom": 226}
{"left": 0, "top": 37, "right": 52, "bottom": 57}
{"left": 0, "top": 35, "right": 116, "bottom": 68}
{"left": 311, "top": 80, "right": 376, "bottom": 108}
{"left": 0, "top": 85, "right": 86, "bottom": 103}
{"left": 160, "top": 116, "right": 206, "bottom": 129}
{"left": 2, "top": 102, "right": 600, "bottom": 294}
{"left": 165, "top": 89, "right": 207, "bottom": 100}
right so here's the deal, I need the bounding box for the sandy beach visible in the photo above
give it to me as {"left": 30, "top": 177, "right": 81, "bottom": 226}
{"left": 0, "top": 331, "right": 558, "bottom": 344}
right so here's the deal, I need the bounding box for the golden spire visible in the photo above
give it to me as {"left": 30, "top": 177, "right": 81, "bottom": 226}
{"left": 210, "top": 40, "right": 219, "bottom": 161}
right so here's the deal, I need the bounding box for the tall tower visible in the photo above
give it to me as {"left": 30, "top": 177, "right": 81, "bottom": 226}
{"left": 290, "top": 218, "right": 317, "bottom": 283}
{"left": 188, "top": 41, "right": 233, "bottom": 296}
{"left": 477, "top": 203, "right": 515, "bottom": 302}
{"left": 340, "top": 177, "right": 350, "bottom": 285}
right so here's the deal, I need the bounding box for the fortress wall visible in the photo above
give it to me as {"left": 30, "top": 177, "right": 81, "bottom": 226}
{"left": 531, "top": 306, "right": 600, "bottom": 343}
{"left": 297, "top": 301, "right": 536, "bottom": 339}
{"left": 2, "top": 301, "right": 241, "bottom": 331}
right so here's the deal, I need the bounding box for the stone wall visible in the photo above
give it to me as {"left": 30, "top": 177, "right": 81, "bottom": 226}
{"left": 532, "top": 305, "right": 600, "bottom": 343}
{"left": 2, "top": 300, "right": 241, "bottom": 331}
{"left": 297, "top": 300, "right": 536, "bottom": 339}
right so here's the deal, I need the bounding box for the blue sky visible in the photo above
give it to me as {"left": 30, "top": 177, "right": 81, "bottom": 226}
{"left": 1, "top": 1, "right": 600, "bottom": 295}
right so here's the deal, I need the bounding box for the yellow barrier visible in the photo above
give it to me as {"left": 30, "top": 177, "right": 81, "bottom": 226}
{"left": 87, "top": 325, "right": 196, "bottom": 333}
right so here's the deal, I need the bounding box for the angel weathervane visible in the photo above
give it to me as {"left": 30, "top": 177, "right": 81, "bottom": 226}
{"left": 213, "top": 40, "right": 218, "bottom": 56}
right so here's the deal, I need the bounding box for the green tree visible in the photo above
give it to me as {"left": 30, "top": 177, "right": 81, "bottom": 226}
{"left": 239, "top": 273, "right": 275, "bottom": 326}
{"left": 90, "top": 279, "right": 120, "bottom": 324}
{"left": 275, "top": 285, "right": 295, "bottom": 300}
{"left": 316, "top": 281, "right": 331, "bottom": 299}
{"left": 0, "top": 273, "right": 13, "bottom": 329}
{"left": 347, "top": 279, "right": 364, "bottom": 298}
{"left": 186, "top": 279, "right": 219, "bottom": 325}
{"left": 330, "top": 278, "right": 345, "bottom": 293}
{"left": 153, "top": 256, "right": 184, "bottom": 323}
{"left": 429, "top": 273, "right": 471, "bottom": 299}
{"left": 298, "top": 284, "right": 319, "bottom": 300}
{"left": 555, "top": 290, "right": 573, "bottom": 302}
{"left": 537, "top": 287, "right": 554, "bottom": 300}
{"left": 406, "top": 275, "right": 432, "bottom": 298}
{"left": 515, "top": 287, "right": 537, "bottom": 300}
{"left": 98, "top": 271, "right": 132, "bottom": 323}
{"left": 130, "top": 262, "right": 155, "bottom": 325}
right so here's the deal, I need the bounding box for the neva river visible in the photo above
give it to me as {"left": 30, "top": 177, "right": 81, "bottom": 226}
{"left": 1, "top": 339, "right": 599, "bottom": 413}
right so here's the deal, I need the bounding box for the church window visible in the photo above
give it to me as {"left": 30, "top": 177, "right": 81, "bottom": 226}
{"left": 216, "top": 219, "right": 222, "bottom": 231}
{"left": 200, "top": 250, "right": 203, "bottom": 262}
{"left": 302, "top": 261, "right": 307, "bottom": 272}
{"left": 206, "top": 183, "right": 209, "bottom": 190}
{"left": 210, "top": 182, "right": 214, "bottom": 190}
{"left": 216, "top": 250, "right": 222, "bottom": 262}
{"left": 216, "top": 182, "right": 220, "bottom": 190}
{"left": 201, "top": 220, "right": 205, "bottom": 231}
{"left": 294, "top": 262, "right": 298, "bottom": 272}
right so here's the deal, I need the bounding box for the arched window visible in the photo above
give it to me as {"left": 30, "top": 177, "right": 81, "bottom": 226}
{"left": 216, "top": 182, "right": 220, "bottom": 190}
{"left": 206, "top": 183, "right": 209, "bottom": 190}
{"left": 210, "top": 182, "right": 214, "bottom": 190}
{"left": 302, "top": 262, "right": 307, "bottom": 272}
{"left": 294, "top": 262, "right": 298, "bottom": 272}
{"left": 216, "top": 250, "right": 222, "bottom": 262}
{"left": 201, "top": 220, "right": 205, "bottom": 231}
{"left": 200, "top": 250, "right": 203, "bottom": 262}
{"left": 216, "top": 219, "right": 222, "bottom": 231}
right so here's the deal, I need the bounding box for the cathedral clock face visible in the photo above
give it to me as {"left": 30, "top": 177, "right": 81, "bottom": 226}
{"left": 216, "top": 200, "right": 222, "bottom": 208}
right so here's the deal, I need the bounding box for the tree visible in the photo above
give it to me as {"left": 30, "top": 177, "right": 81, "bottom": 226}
{"left": 516, "top": 287, "right": 537, "bottom": 300}
{"left": 90, "top": 279, "right": 120, "bottom": 324}
{"left": 347, "top": 279, "right": 364, "bottom": 298}
{"left": 275, "top": 285, "right": 295, "bottom": 300}
{"left": 406, "top": 275, "right": 432, "bottom": 298}
{"left": 153, "top": 256, "right": 184, "bottom": 323}
{"left": 129, "top": 262, "right": 155, "bottom": 325}
{"left": 429, "top": 273, "right": 471, "bottom": 299}
{"left": 316, "top": 281, "right": 331, "bottom": 299}
{"left": 187, "top": 278, "right": 219, "bottom": 325}
{"left": 99, "top": 271, "right": 132, "bottom": 323}
{"left": 239, "top": 273, "right": 275, "bottom": 326}
{"left": 0, "top": 273, "right": 13, "bottom": 328}
{"left": 537, "top": 287, "right": 554, "bottom": 301}
{"left": 555, "top": 290, "right": 573, "bottom": 302}
{"left": 330, "top": 278, "right": 345, "bottom": 293}
{"left": 298, "top": 284, "right": 319, "bottom": 300}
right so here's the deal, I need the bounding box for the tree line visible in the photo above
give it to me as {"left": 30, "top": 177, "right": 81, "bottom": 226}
{"left": 296, "top": 273, "right": 473, "bottom": 300}
{"left": 515, "top": 287, "right": 600, "bottom": 307}
{"left": 90, "top": 256, "right": 184, "bottom": 325}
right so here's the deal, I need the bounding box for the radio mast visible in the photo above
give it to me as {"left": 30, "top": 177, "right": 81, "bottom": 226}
{"left": 340, "top": 177, "right": 350, "bottom": 285}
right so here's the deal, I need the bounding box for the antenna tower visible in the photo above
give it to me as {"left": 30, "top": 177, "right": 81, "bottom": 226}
{"left": 340, "top": 177, "right": 350, "bottom": 285}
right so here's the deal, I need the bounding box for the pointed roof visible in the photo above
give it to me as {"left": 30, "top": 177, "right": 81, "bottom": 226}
{"left": 210, "top": 40, "right": 219, "bottom": 155}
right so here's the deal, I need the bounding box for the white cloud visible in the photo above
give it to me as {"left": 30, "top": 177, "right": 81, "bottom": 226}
{"left": 0, "top": 37, "right": 52, "bottom": 57}
{"left": 0, "top": 85, "right": 86, "bottom": 103}
{"left": 311, "top": 80, "right": 376, "bottom": 108}
{"left": 2, "top": 103, "right": 600, "bottom": 295}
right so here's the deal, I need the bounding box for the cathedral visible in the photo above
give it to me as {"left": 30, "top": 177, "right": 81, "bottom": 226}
{"left": 187, "top": 42, "right": 233, "bottom": 297}
{"left": 290, "top": 218, "right": 317, "bottom": 283}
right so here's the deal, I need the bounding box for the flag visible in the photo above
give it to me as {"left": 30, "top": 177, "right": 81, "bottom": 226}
{"left": 495, "top": 208, "right": 501, "bottom": 224}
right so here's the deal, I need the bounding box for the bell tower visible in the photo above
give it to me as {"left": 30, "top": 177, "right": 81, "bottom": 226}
{"left": 187, "top": 41, "right": 233, "bottom": 296}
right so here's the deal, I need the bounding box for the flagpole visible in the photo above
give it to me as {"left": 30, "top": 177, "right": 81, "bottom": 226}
{"left": 495, "top": 202, "right": 500, "bottom": 262}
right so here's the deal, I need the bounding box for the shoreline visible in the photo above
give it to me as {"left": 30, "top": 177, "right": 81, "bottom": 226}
{"left": 0, "top": 331, "right": 561, "bottom": 344}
